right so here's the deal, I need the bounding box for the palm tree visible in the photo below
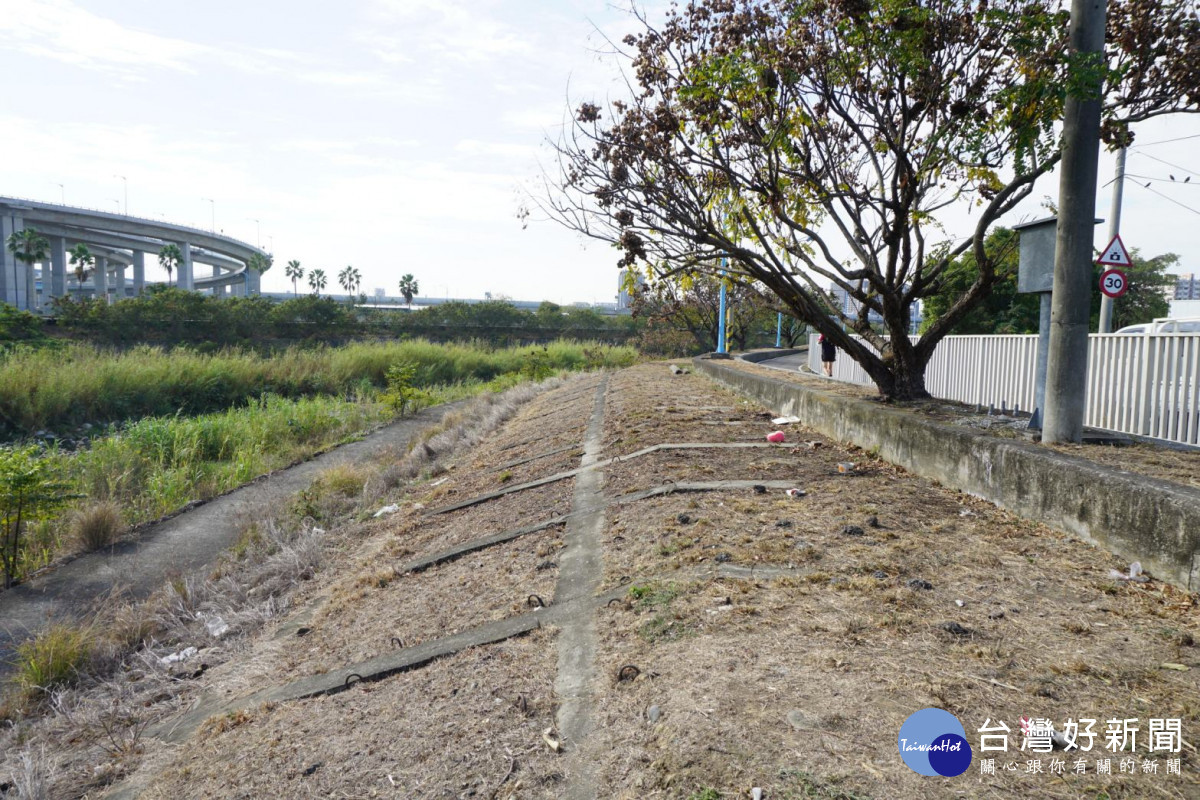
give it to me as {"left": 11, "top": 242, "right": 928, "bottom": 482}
{"left": 337, "top": 265, "right": 354, "bottom": 300}
{"left": 68, "top": 243, "right": 94, "bottom": 293}
{"left": 248, "top": 252, "right": 273, "bottom": 276}
{"left": 398, "top": 274, "right": 418, "bottom": 305}
{"left": 6, "top": 228, "right": 49, "bottom": 309}
{"left": 158, "top": 244, "right": 182, "bottom": 287}
{"left": 308, "top": 268, "right": 327, "bottom": 297}
{"left": 285, "top": 260, "right": 303, "bottom": 298}
{"left": 349, "top": 266, "right": 362, "bottom": 298}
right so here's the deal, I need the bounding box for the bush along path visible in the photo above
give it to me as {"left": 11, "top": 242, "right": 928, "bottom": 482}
{"left": 0, "top": 399, "right": 471, "bottom": 674}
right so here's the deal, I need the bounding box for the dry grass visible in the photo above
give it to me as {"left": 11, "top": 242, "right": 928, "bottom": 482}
{"left": 69, "top": 501, "right": 125, "bottom": 552}
{"left": 581, "top": 364, "right": 1200, "bottom": 799}
{"left": 7, "top": 364, "right": 1198, "bottom": 799}
{"left": 0, "top": 377, "right": 571, "bottom": 797}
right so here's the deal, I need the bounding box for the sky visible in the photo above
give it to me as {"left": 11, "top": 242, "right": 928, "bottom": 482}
{"left": 0, "top": 0, "right": 1198, "bottom": 306}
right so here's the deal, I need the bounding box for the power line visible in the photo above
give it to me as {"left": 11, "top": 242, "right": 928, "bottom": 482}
{"left": 1125, "top": 172, "right": 1197, "bottom": 186}
{"left": 1131, "top": 151, "right": 1200, "bottom": 178}
{"left": 1130, "top": 132, "right": 1200, "bottom": 148}
{"left": 1131, "top": 181, "right": 1200, "bottom": 217}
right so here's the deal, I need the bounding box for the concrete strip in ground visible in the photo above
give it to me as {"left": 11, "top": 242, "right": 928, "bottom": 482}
{"left": 553, "top": 377, "right": 608, "bottom": 800}
{"left": 424, "top": 442, "right": 789, "bottom": 516}
{"left": 695, "top": 356, "right": 1200, "bottom": 590}
{"left": 397, "top": 516, "right": 569, "bottom": 574}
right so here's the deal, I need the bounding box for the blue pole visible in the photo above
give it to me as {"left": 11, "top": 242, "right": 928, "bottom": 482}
{"left": 775, "top": 313, "right": 782, "bottom": 347}
{"left": 717, "top": 258, "right": 728, "bottom": 353}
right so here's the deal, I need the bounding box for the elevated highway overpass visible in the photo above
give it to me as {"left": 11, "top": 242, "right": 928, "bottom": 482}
{"left": 0, "top": 196, "right": 270, "bottom": 310}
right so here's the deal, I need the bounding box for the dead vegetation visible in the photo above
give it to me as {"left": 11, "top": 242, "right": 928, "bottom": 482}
{"left": 0, "top": 376, "right": 572, "bottom": 799}
{"left": 3, "top": 364, "right": 1197, "bottom": 799}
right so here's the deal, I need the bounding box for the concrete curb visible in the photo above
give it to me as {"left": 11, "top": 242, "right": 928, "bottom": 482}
{"left": 694, "top": 357, "right": 1200, "bottom": 591}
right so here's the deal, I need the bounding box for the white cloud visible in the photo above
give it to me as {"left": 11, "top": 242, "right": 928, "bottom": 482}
{"left": 0, "top": 0, "right": 207, "bottom": 72}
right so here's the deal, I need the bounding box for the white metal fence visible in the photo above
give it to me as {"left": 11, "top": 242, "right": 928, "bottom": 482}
{"left": 808, "top": 332, "right": 1200, "bottom": 445}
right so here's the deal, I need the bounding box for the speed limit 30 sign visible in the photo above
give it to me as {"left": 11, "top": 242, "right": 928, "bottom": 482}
{"left": 1100, "top": 268, "right": 1128, "bottom": 299}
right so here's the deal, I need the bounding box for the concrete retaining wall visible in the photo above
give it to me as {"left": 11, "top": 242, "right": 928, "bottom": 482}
{"left": 695, "top": 356, "right": 1200, "bottom": 591}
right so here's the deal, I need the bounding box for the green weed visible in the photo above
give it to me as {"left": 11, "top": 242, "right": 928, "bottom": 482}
{"left": 12, "top": 624, "right": 91, "bottom": 695}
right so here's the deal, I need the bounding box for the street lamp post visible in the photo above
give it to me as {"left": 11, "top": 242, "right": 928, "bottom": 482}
{"left": 114, "top": 175, "right": 127, "bottom": 214}
{"left": 52, "top": 182, "right": 64, "bottom": 204}
{"left": 246, "top": 217, "right": 261, "bottom": 247}
{"left": 202, "top": 198, "right": 215, "bottom": 232}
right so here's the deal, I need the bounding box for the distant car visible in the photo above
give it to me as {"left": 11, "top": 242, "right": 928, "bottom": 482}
{"left": 1115, "top": 318, "right": 1200, "bottom": 334}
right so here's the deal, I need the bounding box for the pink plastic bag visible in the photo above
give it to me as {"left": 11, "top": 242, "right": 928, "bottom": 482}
{"left": 766, "top": 431, "right": 785, "bottom": 443}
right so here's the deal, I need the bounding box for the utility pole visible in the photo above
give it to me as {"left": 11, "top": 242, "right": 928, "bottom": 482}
{"left": 1042, "top": 0, "right": 1107, "bottom": 443}
{"left": 1098, "top": 147, "right": 1126, "bottom": 333}
{"left": 716, "top": 259, "right": 728, "bottom": 354}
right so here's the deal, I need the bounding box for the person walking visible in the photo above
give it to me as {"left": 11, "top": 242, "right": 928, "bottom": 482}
{"left": 819, "top": 334, "right": 836, "bottom": 377}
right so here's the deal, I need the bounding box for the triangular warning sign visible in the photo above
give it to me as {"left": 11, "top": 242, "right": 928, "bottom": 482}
{"left": 1097, "top": 234, "right": 1132, "bottom": 267}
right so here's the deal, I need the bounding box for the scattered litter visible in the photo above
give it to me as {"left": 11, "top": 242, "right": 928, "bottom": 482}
{"left": 785, "top": 488, "right": 806, "bottom": 498}
{"left": 772, "top": 415, "right": 801, "bottom": 424}
{"left": 872, "top": 570, "right": 888, "bottom": 580}
{"left": 955, "top": 599, "right": 966, "bottom": 607}
{"left": 775, "top": 519, "right": 794, "bottom": 528}
{"left": 677, "top": 513, "right": 692, "bottom": 524}
{"left": 411, "top": 502, "right": 426, "bottom": 510}
{"left": 865, "top": 515, "right": 880, "bottom": 528}
{"left": 535, "top": 561, "right": 557, "bottom": 571}
{"left": 988, "top": 609, "right": 1006, "bottom": 620}
{"left": 940, "top": 621, "right": 972, "bottom": 636}
{"left": 372, "top": 504, "right": 400, "bottom": 518}
{"left": 1109, "top": 561, "right": 1151, "bottom": 583}
{"left": 836, "top": 462, "right": 855, "bottom": 474}
{"left": 766, "top": 431, "right": 786, "bottom": 443}
{"left": 840, "top": 524, "right": 865, "bottom": 537}
{"left": 158, "top": 646, "right": 198, "bottom": 666}
{"left": 647, "top": 705, "right": 662, "bottom": 723}
{"left": 753, "top": 789, "right": 764, "bottom": 800}
{"left": 752, "top": 484, "right": 767, "bottom": 494}
{"left": 301, "top": 763, "right": 322, "bottom": 777}
{"left": 668, "top": 364, "right": 690, "bottom": 375}
{"left": 428, "top": 477, "right": 449, "bottom": 487}
{"left": 906, "top": 578, "right": 934, "bottom": 591}
{"left": 959, "top": 509, "right": 977, "bottom": 517}
{"left": 715, "top": 553, "right": 732, "bottom": 563}
{"left": 311, "top": 527, "right": 326, "bottom": 536}
{"left": 1160, "top": 663, "right": 1191, "bottom": 672}
{"left": 542, "top": 727, "right": 562, "bottom": 753}
{"left": 203, "top": 615, "right": 229, "bottom": 638}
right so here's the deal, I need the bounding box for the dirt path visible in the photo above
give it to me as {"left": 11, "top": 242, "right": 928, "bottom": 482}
{"left": 0, "top": 401, "right": 466, "bottom": 672}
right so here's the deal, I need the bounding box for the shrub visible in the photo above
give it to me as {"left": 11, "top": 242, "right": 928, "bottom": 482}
{"left": 0, "top": 446, "right": 77, "bottom": 588}
{"left": 380, "top": 361, "right": 431, "bottom": 415}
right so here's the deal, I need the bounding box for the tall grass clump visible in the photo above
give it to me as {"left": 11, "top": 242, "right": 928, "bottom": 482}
{"left": 12, "top": 624, "right": 91, "bottom": 695}
{"left": 0, "top": 340, "right": 637, "bottom": 437}
{"left": 70, "top": 502, "right": 125, "bottom": 552}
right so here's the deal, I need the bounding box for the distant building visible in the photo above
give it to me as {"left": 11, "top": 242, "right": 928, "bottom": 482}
{"left": 1172, "top": 273, "right": 1198, "bottom": 300}
{"left": 617, "top": 269, "right": 647, "bottom": 310}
